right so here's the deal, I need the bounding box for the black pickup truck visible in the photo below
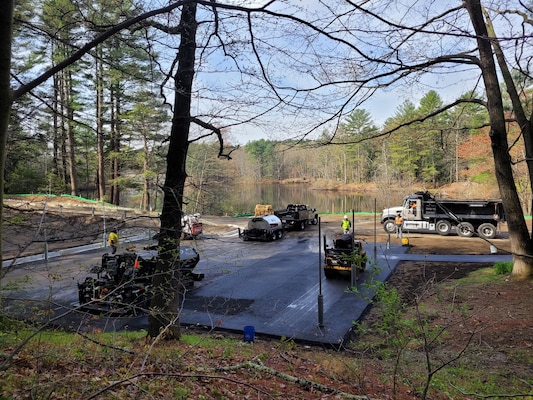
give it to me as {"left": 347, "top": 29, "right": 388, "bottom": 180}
{"left": 274, "top": 204, "right": 318, "bottom": 231}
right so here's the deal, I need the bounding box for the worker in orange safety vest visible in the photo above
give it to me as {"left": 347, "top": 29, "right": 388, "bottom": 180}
{"left": 395, "top": 212, "right": 404, "bottom": 238}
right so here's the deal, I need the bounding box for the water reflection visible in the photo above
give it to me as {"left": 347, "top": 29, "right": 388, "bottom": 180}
{"left": 198, "top": 183, "right": 406, "bottom": 216}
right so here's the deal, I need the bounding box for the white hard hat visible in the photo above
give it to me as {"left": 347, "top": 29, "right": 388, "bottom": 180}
{"left": 344, "top": 215, "right": 348, "bottom": 219}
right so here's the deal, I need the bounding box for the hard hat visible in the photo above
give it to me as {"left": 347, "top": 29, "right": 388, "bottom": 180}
{"left": 344, "top": 215, "right": 348, "bottom": 219}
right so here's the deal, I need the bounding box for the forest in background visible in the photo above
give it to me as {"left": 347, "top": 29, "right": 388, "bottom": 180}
{"left": 9, "top": 82, "right": 529, "bottom": 215}
{"left": 6, "top": 1, "right": 531, "bottom": 215}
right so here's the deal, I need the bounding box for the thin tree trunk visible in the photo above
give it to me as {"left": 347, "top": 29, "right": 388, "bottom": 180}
{"left": 66, "top": 68, "right": 78, "bottom": 196}
{"left": 96, "top": 52, "right": 105, "bottom": 201}
{"left": 110, "top": 86, "right": 119, "bottom": 205}
{"left": 0, "top": 0, "right": 14, "bottom": 306}
{"left": 60, "top": 71, "right": 68, "bottom": 185}
{"left": 114, "top": 93, "right": 121, "bottom": 205}
{"left": 53, "top": 73, "right": 61, "bottom": 183}
{"left": 110, "top": 88, "right": 116, "bottom": 203}
{"left": 143, "top": 137, "right": 150, "bottom": 211}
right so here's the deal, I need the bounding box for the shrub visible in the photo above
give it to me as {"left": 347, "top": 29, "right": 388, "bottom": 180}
{"left": 494, "top": 261, "right": 512, "bottom": 275}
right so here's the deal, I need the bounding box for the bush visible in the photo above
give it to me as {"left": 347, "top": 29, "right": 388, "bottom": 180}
{"left": 494, "top": 261, "right": 512, "bottom": 275}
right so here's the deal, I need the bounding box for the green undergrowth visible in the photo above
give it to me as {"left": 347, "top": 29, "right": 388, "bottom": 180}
{"left": 348, "top": 264, "right": 533, "bottom": 398}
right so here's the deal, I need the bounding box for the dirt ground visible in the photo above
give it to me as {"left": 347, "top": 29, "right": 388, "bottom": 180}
{"left": 2, "top": 197, "right": 533, "bottom": 399}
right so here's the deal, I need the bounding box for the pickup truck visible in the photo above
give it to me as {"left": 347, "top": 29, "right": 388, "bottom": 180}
{"left": 274, "top": 204, "right": 318, "bottom": 231}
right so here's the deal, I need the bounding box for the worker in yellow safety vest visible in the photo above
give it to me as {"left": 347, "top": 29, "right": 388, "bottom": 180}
{"left": 108, "top": 228, "right": 119, "bottom": 254}
{"left": 341, "top": 215, "right": 351, "bottom": 234}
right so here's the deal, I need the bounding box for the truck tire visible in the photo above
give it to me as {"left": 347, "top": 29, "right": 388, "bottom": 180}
{"left": 276, "top": 230, "right": 283, "bottom": 240}
{"left": 436, "top": 220, "right": 452, "bottom": 236}
{"left": 271, "top": 232, "right": 277, "bottom": 241}
{"left": 478, "top": 223, "right": 496, "bottom": 239}
{"left": 311, "top": 215, "right": 318, "bottom": 225}
{"left": 383, "top": 219, "right": 396, "bottom": 234}
{"left": 299, "top": 221, "right": 306, "bottom": 230}
{"left": 324, "top": 269, "right": 335, "bottom": 279}
{"left": 457, "top": 222, "right": 475, "bottom": 237}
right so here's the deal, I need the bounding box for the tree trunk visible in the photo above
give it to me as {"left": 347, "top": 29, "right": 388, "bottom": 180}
{"left": 53, "top": 73, "right": 61, "bottom": 184}
{"left": 483, "top": 8, "right": 533, "bottom": 239}
{"left": 143, "top": 137, "right": 150, "bottom": 211}
{"left": 108, "top": 85, "right": 122, "bottom": 205}
{"left": 0, "top": 0, "right": 14, "bottom": 306}
{"left": 60, "top": 74, "right": 68, "bottom": 186}
{"left": 465, "top": 0, "right": 533, "bottom": 279}
{"left": 96, "top": 51, "right": 105, "bottom": 201}
{"left": 110, "top": 87, "right": 117, "bottom": 204}
{"left": 148, "top": 2, "right": 198, "bottom": 339}
{"left": 65, "top": 68, "right": 78, "bottom": 196}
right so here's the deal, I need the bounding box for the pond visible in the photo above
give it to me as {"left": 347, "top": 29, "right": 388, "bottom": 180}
{"left": 193, "top": 183, "right": 407, "bottom": 216}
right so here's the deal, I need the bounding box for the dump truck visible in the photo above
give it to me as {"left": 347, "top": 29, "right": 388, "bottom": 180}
{"left": 381, "top": 191, "right": 505, "bottom": 239}
{"left": 274, "top": 204, "right": 318, "bottom": 230}
{"left": 238, "top": 214, "right": 284, "bottom": 241}
{"left": 323, "top": 233, "right": 367, "bottom": 280}
{"left": 77, "top": 246, "right": 202, "bottom": 315}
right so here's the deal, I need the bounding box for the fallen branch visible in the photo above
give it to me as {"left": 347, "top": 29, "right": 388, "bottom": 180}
{"left": 214, "top": 357, "right": 375, "bottom": 400}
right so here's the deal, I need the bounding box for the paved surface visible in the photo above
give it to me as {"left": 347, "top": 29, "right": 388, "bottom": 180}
{"left": 179, "top": 233, "right": 511, "bottom": 346}
{"left": 2, "top": 218, "right": 512, "bottom": 347}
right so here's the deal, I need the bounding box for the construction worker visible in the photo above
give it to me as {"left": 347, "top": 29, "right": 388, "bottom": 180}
{"left": 409, "top": 201, "right": 417, "bottom": 215}
{"left": 341, "top": 215, "right": 351, "bottom": 234}
{"left": 395, "top": 212, "right": 404, "bottom": 238}
{"left": 108, "top": 228, "right": 119, "bottom": 254}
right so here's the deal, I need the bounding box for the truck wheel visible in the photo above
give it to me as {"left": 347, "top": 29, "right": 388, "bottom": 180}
{"left": 271, "top": 232, "right": 277, "bottom": 241}
{"left": 383, "top": 219, "right": 396, "bottom": 234}
{"left": 324, "top": 269, "right": 335, "bottom": 279}
{"left": 311, "top": 216, "right": 318, "bottom": 225}
{"left": 478, "top": 223, "right": 496, "bottom": 239}
{"left": 436, "top": 220, "right": 452, "bottom": 236}
{"left": 457, "top": 222, "right": 474, "bottom": 237}
{"left": 277, "top": 230, "right": 283, "bottom": 240}
{"left": 299, "top": 221, "right": 306, "bottom": 230}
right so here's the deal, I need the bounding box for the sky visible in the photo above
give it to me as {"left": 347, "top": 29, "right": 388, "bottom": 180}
{"left": 229, "top": 68, "right": 480, "bottom": 145}
{"left": 147, "top": 1, "right": 518, "bottom": 147}
{"left": 186, "top": 1, "right": 488, "bottom": 146}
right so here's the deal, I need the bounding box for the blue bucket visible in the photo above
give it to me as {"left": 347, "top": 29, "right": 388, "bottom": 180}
{"left": 243, "top": 325, "right": 255, "bottom": 343}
